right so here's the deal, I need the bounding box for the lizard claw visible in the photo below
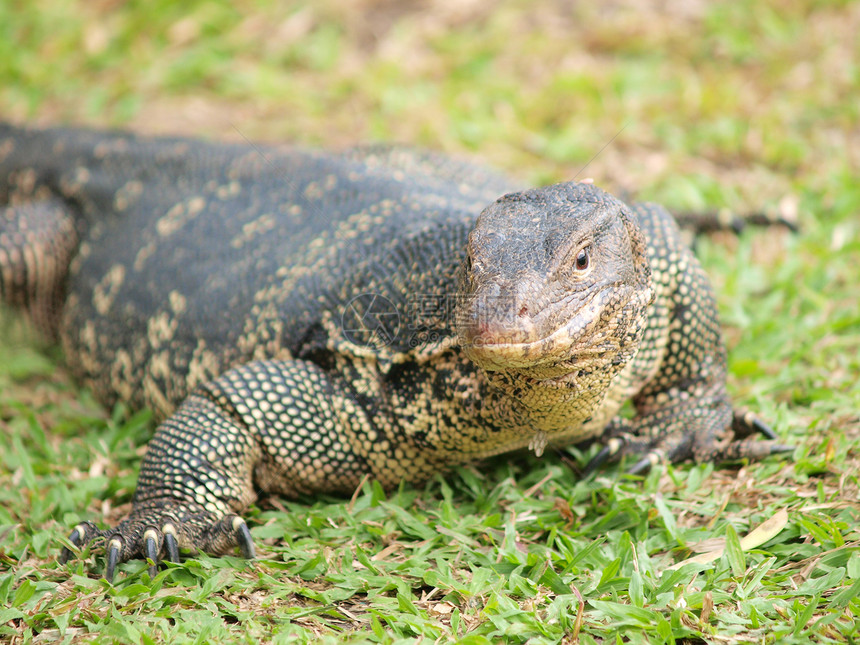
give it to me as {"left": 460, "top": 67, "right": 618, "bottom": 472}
{"left": 163, "top": 525, "right": 180, "bottom": 563}
{"left": 105, "top": 537, "right": 122, "bottom": 582}
{"left": 59, "top": 521, "right": 99, "bottom": 564}
{"left": 732, "top": 409, "right": 777, "bottom": 440}
{"left": 582, "top": 438, "right": 626, "bottom": 476}
{"left": 751, "top": 418, "right": 777, "bottom": 440}
{"left": 582, "top": 446, "right": 612, "bottom": 477}
{"left": 143, "top": 529, "right": 160, "bottom": 578}
{"left": 752, "top": 418, "right": 776, "bottom": 440}
{"left": 626, "top": 453, "right": 661, "bottom": 476}
{"left": 234, "top": 518, "right": 256, "bottom": 559}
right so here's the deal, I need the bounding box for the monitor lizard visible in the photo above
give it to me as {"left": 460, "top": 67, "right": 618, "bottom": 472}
{"left": 0, "top": 123, "right": 787, "bottom": 579}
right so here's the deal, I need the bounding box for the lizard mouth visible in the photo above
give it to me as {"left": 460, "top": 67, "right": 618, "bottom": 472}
{"left": 459, "top": 283, "right": 639, "bottom": 376}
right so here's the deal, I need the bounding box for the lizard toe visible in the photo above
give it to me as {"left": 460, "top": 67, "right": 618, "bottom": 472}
{"left": 582, "top": 437, "right": 628, "bottom": 476}
{"left": 195, "top": 514, "right": 257, "bottom": 560}
{"left": 698, "top": 439, "right": 794, "bottom": 463}
{"left": 626, "top": 452, "right": 665, "bottom": 476}
{"left": 59, "top": 521, "right": 101, "bottom": 564}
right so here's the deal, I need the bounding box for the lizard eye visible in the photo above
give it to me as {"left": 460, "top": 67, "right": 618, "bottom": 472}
{"left": 574, "top": 247, "right": 590, "bottom": 271}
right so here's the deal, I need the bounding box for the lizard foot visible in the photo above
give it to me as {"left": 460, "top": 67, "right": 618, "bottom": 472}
{"left": 621, "top": 435, "right": 793, "bottom": 476}
{"left": 59, "top": 505, "right": 255, "bottom": 581}
{"left": 583, "top": 410, "right": 791, "bottom": 477}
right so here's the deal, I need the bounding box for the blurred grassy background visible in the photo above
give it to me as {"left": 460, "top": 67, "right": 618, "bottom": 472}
{"left": 1, "top": 0, "right": 859, "bottom": 642}
{"left": 3, "top": 0, "right": 856, "bottom": 200}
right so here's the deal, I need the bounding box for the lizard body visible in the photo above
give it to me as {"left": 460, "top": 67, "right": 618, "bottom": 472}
{"left": 0, "top": 124, "right": 782, "bottom": 578}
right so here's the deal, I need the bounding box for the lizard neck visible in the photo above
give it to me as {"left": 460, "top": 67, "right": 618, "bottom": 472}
{"left": 479, "top": 357, "right": 624, "bottom": 433}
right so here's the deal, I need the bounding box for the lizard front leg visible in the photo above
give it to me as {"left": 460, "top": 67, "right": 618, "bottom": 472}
{"left": 60, "top": 358, "right": 372, "bottom": 580}
{"left": 583, "top": 202, "right": 790, "bottom": 475}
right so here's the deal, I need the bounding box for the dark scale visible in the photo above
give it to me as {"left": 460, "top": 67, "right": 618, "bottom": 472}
{"left": 0, "top": 123, "right": 788, "bottom": 580}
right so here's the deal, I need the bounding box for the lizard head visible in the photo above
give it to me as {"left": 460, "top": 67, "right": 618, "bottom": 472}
{"left": 456, "top": 181, "right": 654, "bottom": 391}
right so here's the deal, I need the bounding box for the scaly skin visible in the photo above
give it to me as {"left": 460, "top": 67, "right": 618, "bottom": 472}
{"left": 0, "top": 123, "right": 785, "bottom": 580}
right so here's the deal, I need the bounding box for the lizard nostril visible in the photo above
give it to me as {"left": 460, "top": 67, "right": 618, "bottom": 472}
{"left": 518, "top": 305, "right": 529, "bottom": 317}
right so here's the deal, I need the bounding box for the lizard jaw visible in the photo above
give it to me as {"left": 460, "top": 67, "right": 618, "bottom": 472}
{"left": 459, "top": 282, "right": 646, "bottom": 375}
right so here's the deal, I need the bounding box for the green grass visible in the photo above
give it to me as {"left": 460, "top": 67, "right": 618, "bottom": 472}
{"left": 1, "top": 0, "right": 859, "bottom": 642}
